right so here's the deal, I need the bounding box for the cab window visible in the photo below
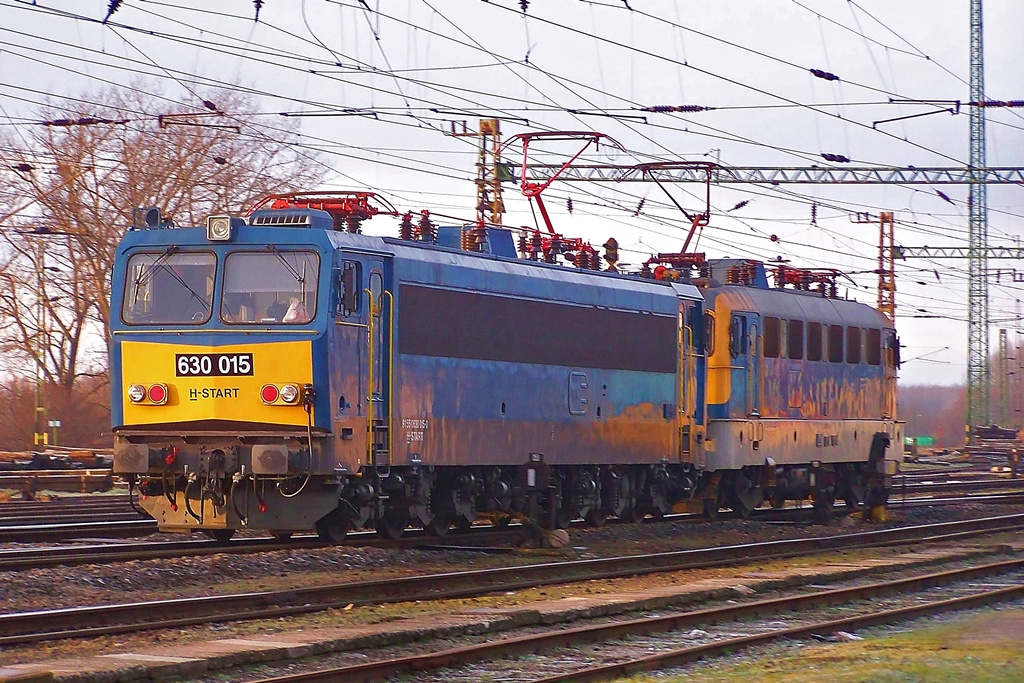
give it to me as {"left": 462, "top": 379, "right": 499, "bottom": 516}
{"left": 221, "top": 250, "right": 319, "bottom": 324}
{"left": 122, "top": 250, "right": 216, "bottom": 325}
{"left": 729, "top": 315, "right": 748, "bottom": 358}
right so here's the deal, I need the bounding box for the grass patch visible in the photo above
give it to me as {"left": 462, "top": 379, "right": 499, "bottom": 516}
{"left": 625, "top": 606, "right": 1024, "bottom": 683}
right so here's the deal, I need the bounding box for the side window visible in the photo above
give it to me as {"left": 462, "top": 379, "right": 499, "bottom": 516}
{"left": 729, "top": 315, "right": 748, "bottom": 358}
{"left": 787, "top": 319, "right": 804, "bottom": 360}
{"left": 867, "top": 328, "right": 882, "bottom": 365}
{"left": 807, "top": 322, "right": 823, "bottom": 362}
{"left": 339, "top": 260, "right": 361, "bottom": 317}
{"left": 704, "top": 312, "right": 715, "bottom": 356}
{"left": 846, "top": 327, "right": 862, "bottom": 364}
{"left": 828, "top": 325, "right": 844, "bottom": 362}
{"left": 764, "top": 317, "right": 780, "bottom": 358}
{"left": 369, "top": 271, "right": 383, "bottom": 317}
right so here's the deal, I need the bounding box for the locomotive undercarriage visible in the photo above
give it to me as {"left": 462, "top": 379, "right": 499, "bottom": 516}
{"left": 118, "top": 432, "right": 891, "bottom": 542}
{"left": 320, "top": 442, "right": 890, "bottom": 541}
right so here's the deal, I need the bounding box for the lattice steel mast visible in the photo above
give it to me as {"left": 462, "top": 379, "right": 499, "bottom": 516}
{"left": 968, "top": 0, "right": 990, "bottom": 433}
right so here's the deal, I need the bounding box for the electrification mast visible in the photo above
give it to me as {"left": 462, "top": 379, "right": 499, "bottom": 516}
{"left": 877, "top": 212, "right": 896, "bottom": 321}
{"left": 968, "top": 0, "right": 990, "bottom": 434}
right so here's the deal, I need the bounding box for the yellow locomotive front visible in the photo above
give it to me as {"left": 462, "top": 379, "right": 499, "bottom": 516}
{"left": 110, "top": 212, "right": 341, "bottom": 539}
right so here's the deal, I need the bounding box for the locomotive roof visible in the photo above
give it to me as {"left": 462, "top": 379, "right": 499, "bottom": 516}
{"left": 707, "top": 284, "right": 893, "bottom": 329}
{"left": 327, "top": 230, "right": 702, "bottom": 314}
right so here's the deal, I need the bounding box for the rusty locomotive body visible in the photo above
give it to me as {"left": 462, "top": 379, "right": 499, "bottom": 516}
{"left": 111, "top": 196, "right": 901, "bottom": 540}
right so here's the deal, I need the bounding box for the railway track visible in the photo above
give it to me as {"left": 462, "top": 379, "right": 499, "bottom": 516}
{"left": 250, "top": 557, "right": 1024, "bottom": 682}
{"left": 2, "top": 512, "right": 1023, "bottom": 647}
{"left": 249, "top": 556, "right": 1024, "bottom": 683}
{"left": 0, "top": 525, "right": 527, "bottom": 572}
{"left": 0, "top": 469, "right": 115, "bottom": 494}
{"left": 3, "top": 485, "right": 1024, "bottom": 570}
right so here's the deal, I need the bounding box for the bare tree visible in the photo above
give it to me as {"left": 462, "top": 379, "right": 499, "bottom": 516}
{"left": 0, "top": 84, "right": 324, "bottom": 445}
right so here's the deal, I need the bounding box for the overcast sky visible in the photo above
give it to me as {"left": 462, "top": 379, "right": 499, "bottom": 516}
{"left": 1, "top": 0, "right": 1022, "bottom": 385}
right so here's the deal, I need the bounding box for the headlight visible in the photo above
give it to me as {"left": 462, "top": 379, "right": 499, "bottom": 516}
{"left": 206, "top": 215, "right": 233, "bottom": 241}
{"left": 127, "top": 384, "right": 146, "bottom": 403}
{"left": 279, "top": 384, "right": 300, "bottom": 404}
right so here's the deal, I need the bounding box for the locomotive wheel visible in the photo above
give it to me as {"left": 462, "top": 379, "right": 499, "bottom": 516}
{"left": 425, "top": 514, "right": 453, "bottom": 537}
{"left": 844, "top": 484, "right": 867, "bottom": 510}
{"left": 376, "top": 510, "right": 407, "bottom": 539}
{"left": 584, "top": 508, "right": 609, "bottom": 528}
{"left": 554, "top": 508, "right": 575, "bottom": 529}
{"left": 843, "top": 470, "right": 867, "bottom": 510}
{"left": 315, "top": 510, "right": 351, "bottom": 543}
{"left": 732, "top": 471, "right": 764, "bottom": 520}
{"left": 619, "top": 506, "right": 645, "bottom": 524}
{"left": 812, "top": 494, "right": 835, "bottom": 523}
{"left": 203, "top": 528, "right": 235, "bottom": 543}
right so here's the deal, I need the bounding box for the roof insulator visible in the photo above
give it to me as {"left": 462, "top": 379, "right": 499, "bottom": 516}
{"left": 41, "top": 116, "right": 127, "bottom": 127}
{"left": 810, "top": 68, "right": 840, "bottom": 82}
{"left": 820, "top": 153, "right": 850, "bottom": 163}
{"left": 103, "top": 0, "right": 122, "bottom": 23}
{"left": 640, "top": 105, "right": 710, "bottom": 113}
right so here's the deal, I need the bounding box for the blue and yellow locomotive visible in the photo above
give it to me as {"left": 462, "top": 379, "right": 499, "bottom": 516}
{"left": 111, "top": 193, "right": 901, "bottom": 540}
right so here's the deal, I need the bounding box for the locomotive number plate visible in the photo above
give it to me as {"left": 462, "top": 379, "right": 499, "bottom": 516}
{"left": 175, "top": 353, "right": 253, "bottom": 377}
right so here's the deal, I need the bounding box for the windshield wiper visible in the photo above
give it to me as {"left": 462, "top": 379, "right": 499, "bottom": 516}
{"left": 266, "top": 245, "right": 306, "bottom": 286}
{"left": 131, "top": 246, "right": 210, "bottom": 317}
{"left": 131, "top": 246, "right": 178, "bottom": 306}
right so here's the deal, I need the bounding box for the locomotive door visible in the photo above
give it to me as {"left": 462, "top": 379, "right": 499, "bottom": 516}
{"left": 331, "top": 253, "right": 392, "bottom": 474}
{"left": 882, "top": 330, "right": 898, "bottom": 419}
{"left": 678, "top": 300, "right": 699, "bottom": 462}
{"left": 747, "top": 319, "right": 761, "bottom": 416}
{"left": 729, "top": 313, "right": 748, "bottom": 418}
{"left": 365, "top": 259, "right": 392, "bottom": 473}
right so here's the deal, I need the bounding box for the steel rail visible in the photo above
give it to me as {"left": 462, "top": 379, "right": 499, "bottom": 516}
{"left": 0, "top": 526, "right": 523, "bottom": 572}
{"left": 0, "top": 519, "right": 159, "bottom": 541}
{"left": 2, "top": 513, "right": 1023, "bottom": 646}
{"left": 249, "top": 557, "right": 1024, "bottom": 682}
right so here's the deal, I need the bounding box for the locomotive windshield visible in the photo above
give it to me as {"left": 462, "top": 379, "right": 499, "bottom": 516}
{"left": 122, "top": 250, "right": 216, "bottom": 325}
{"left": 220, "top": 250, "right": 319, "bottom": 324}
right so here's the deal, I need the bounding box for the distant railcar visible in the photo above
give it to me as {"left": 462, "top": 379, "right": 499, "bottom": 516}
{"left": 110, "top": 195, "right": 901, "bottom": 541}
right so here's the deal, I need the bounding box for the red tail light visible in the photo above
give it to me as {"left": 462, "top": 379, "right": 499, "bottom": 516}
{"left": 148, "top": 384, "right": 167, "bottom": 404}
{"left": 261, "top": 384, "right": 280, "bottom": 404}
